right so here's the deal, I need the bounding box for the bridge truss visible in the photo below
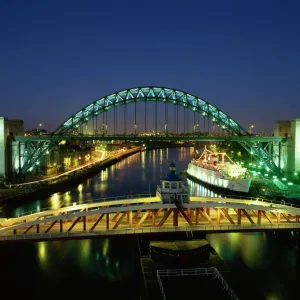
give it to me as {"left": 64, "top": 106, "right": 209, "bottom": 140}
{"left": 16, "top": 87, "right": 284, "bottom": 178}
{"left": 1, "top": 196, "right": 300, "bottom": 242}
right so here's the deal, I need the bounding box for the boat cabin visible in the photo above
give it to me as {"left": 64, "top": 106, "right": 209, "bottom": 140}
{"left": 156, "top": 162, "right": 190, "bottom": 204}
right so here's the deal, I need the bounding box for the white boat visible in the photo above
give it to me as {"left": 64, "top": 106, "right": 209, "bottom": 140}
{"left": 156, "top": 162, "right": 190, "bottom": 203}
{"left": 187, "top": 147, "right": 251, "bottom": 193}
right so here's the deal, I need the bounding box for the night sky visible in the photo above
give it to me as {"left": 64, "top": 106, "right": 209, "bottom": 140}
{"left": 1, "top": 0, "right": 299, "bottom": 134}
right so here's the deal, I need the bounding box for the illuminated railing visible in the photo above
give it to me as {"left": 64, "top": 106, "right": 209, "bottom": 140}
{"left": 12, "top": 193, "right": 300, "bottom": 219}
{"left": 157, "top": 267, "right": 240, "bottom": 300}
{"left": 14, "top": 194, "right": 157, "bottom": 217}
{"left": 2, "top": 224, "right": 300, "bottom": 241}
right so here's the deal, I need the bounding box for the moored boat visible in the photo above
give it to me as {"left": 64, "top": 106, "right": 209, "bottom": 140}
{"left": 187, "top": 147, "right": 251, "bottom": 193}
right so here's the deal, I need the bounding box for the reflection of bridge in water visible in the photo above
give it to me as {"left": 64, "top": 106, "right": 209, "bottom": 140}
{"left": 1, "top": 194, "right": 300, "bottom": 242}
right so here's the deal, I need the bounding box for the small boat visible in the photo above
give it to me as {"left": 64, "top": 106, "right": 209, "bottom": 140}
{"left": 156, "top": 162, "right": 190, "bottom": 203}
{"left": 187, "top": 146, "right": 251, "bottom": 193}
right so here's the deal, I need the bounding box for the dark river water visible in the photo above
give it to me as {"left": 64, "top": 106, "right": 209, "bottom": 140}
{"left": 1, "top": 148, "right": 300, "bottom": 299}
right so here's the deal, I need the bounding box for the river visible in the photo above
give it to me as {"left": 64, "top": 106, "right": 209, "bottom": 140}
{"left": 1, "top": 148, "right": 299, "bottom": 299}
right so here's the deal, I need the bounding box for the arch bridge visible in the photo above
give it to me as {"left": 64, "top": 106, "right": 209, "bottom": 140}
{"left": 1, "top": 195, "right": 300, "bottom": 242}
{"left": 17, "top": 87, "right": 283, "bottom": 177}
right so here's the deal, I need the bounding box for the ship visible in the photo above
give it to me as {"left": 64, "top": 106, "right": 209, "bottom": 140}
{"left": 187, "top": 147, "right": 251, "bottom": 193}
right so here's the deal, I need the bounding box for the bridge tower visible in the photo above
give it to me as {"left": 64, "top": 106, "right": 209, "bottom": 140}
{"left": 156, "top": 162, "right": 190, "bottom": 204}
{"left": 274, "top": 118, "right": 300, "bottom": 176}
{"left": 0, "top": 117, "right": 8, "bottom": 178}
{"left": 0, "top": 117, "right": 24, "bottom": 181}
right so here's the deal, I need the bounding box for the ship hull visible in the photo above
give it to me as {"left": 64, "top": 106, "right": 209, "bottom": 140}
{"left": 187, "top": 163, "right": 251, "bottom": 193}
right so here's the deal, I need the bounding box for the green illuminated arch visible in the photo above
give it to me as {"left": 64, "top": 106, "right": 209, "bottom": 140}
{"left": 55, "top": 86, "right": 248, "bottom": 135}
{"left": 20, "top": 86, "right": 283, "bottom": 179}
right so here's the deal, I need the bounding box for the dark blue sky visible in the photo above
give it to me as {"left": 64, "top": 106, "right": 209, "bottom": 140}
{"left": 1, "top": 0, "right": 299, "bottom": 133}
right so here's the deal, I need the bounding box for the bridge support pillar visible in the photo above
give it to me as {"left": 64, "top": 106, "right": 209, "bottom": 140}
{"left": 257, "top": 210, "right": 261, "bottom": 224}
{"left": 83, "top": 215, "right": 87, "bottom": 231}
{"left": 206, "top": 208, "right": 210, "bottom": 216}
{"left": 187, "top": 208, "right": 191, "bottom": 218}
{"left": 237, "top": 209, "right": 241, "bottom": 224}
{"left": 296, "top": 215, "right": 300, "bottom": 223}
{"left": 36, "top": 224, "right": 39, "bottom": 233}
{"left": 276, "top": 212, "right": 281, "bottom": 224}
{"left": 173, "top": 209, "right": 178, "bottom": 226}
{"left": 60, "top": 219, "right": 63, "bottom": 232}
{"left": 106, "top": 213, "right": 109, "bottom": 230}
{"left": 217, "top": 208, "right": 221, "bottom": 224}
{"left": 128, "top": 211, "right": 132, "bottom": 228}
{"left": 195, "top": 208, "right": 200, "bottom": 225}
{"left": 152, "top": 209, "right": 156, "bottom": 226}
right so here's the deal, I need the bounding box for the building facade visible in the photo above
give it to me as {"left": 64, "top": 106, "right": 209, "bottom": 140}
{"left": 0, "top": 117, "right": 24, "bottom": 181}
{"left": 274, "top": 118, "right": 300, "bottom": 175}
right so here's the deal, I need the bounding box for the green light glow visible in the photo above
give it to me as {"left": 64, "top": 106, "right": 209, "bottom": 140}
{"left": 18, "top": 86, "right": 285, "bottom": 178}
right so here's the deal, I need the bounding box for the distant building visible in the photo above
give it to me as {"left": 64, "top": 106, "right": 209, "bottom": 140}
{"left": 25, "top": 128, "right": 48, "bottom": 136}
{"left": 0, "top": 117, "right": 24, "bottom": 179}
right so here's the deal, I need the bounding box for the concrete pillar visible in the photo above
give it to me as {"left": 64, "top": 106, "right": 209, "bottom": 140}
{"left": 290, "top": 119, "right": 300, "bottom": 173}
{"left": 273, "top": 120, "right": 290, "bottom": 172}
{"left": 273, "top": 118, "right": 300, "bottom": 175}
{"left": 0, "top": 117, "right": 8, "bottom": 177}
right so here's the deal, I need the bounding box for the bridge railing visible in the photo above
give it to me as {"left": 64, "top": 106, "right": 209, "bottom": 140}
{"left": 157, "top": 267, "right": 240, "bottom": 300}
{"left": 13, "top": 193, "right": 300, "bottom": 219}
{"left": 14, "top": 193, "right": 156, "bottom": 218}
{"left": 192, "top": 194, "right": 300, "bottom": 209}
{"left": 2, "top": 224, "right": 300, "bottom": 242}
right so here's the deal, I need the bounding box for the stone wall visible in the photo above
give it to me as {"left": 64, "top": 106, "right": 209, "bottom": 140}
{"left": 274, "top": 118, "right": 300, "bottom": 175}
{"left": 0, "top": 117, "right": 8, "bottom": 177}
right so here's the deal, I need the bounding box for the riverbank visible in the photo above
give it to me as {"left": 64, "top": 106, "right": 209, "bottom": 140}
{"left": 0, "top": 147, "right": 142, "bottom": 205}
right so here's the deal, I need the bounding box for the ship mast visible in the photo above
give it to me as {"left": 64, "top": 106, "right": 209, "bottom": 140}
{"left": 197, "top": 145, "right": 236, "bottom": 164}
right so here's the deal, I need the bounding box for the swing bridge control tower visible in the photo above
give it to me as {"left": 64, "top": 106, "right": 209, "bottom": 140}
{"left": 156, "top": 162, "right": 190, "bottom": 204}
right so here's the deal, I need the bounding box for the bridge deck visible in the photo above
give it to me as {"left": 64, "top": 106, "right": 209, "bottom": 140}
{"left": 14, "top": 135, "right": 283, "bottom": 142}
{"left": 1, "top": 195, "right": 299, "bottom": 242}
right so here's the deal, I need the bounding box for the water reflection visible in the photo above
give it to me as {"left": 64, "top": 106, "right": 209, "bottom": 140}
{"left": 207, "top": 232, "right": 300, "bottom": 300}
{"left": 8, "top": 148, "right": 223, "bottom": 217}
{"left": 38, "top": 242, "right": 48, "bottom": 270}
{"left": 3, "top": 148, "right": 300, "bottom": 299}
{"left": 33, "top": 238, "right": 138, "bottom": 281}
{"left": 50, "top": 193, "right": 60, "bottom": 209}
{"left": 188, "top": 178, "right": 219, "bottom": 197}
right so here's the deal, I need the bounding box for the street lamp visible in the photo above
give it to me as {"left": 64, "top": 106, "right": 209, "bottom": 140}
{"left": 249, "top": 124, "right": 254, "bottom": 134}
{"left": 193, "top": 124, "right": 200, "bottom": 136}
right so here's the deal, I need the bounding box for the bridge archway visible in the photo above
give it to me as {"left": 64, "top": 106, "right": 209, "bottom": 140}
{"left": 56, "top": 86, "right": 248, "bottom": 135}
{"left": 20, "top": 86, "right": 283, "bottom": 178}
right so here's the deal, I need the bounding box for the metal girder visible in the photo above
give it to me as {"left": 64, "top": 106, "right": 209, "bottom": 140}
{"left": 16, "top": 86, "right": 284, "bottom": 177}
{"left": 14, "top": 135, "right": 284, "bottom": 143}
{"left": 56, "top": 87, "right": 248, "bottom": 135}
{"left": 238, "top": 140, "right": 284, "bottom": 178}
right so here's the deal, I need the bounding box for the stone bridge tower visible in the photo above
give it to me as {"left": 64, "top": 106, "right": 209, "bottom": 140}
{"left": 274, "top": 118, "right": 300, "bottom": 177}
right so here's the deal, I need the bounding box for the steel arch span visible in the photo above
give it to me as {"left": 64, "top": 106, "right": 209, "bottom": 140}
{"left": 19, "top": 86, "right": 283, "bottom": 178}
{"left": 56, "top": 86, "right": 248, "bottom": 135}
